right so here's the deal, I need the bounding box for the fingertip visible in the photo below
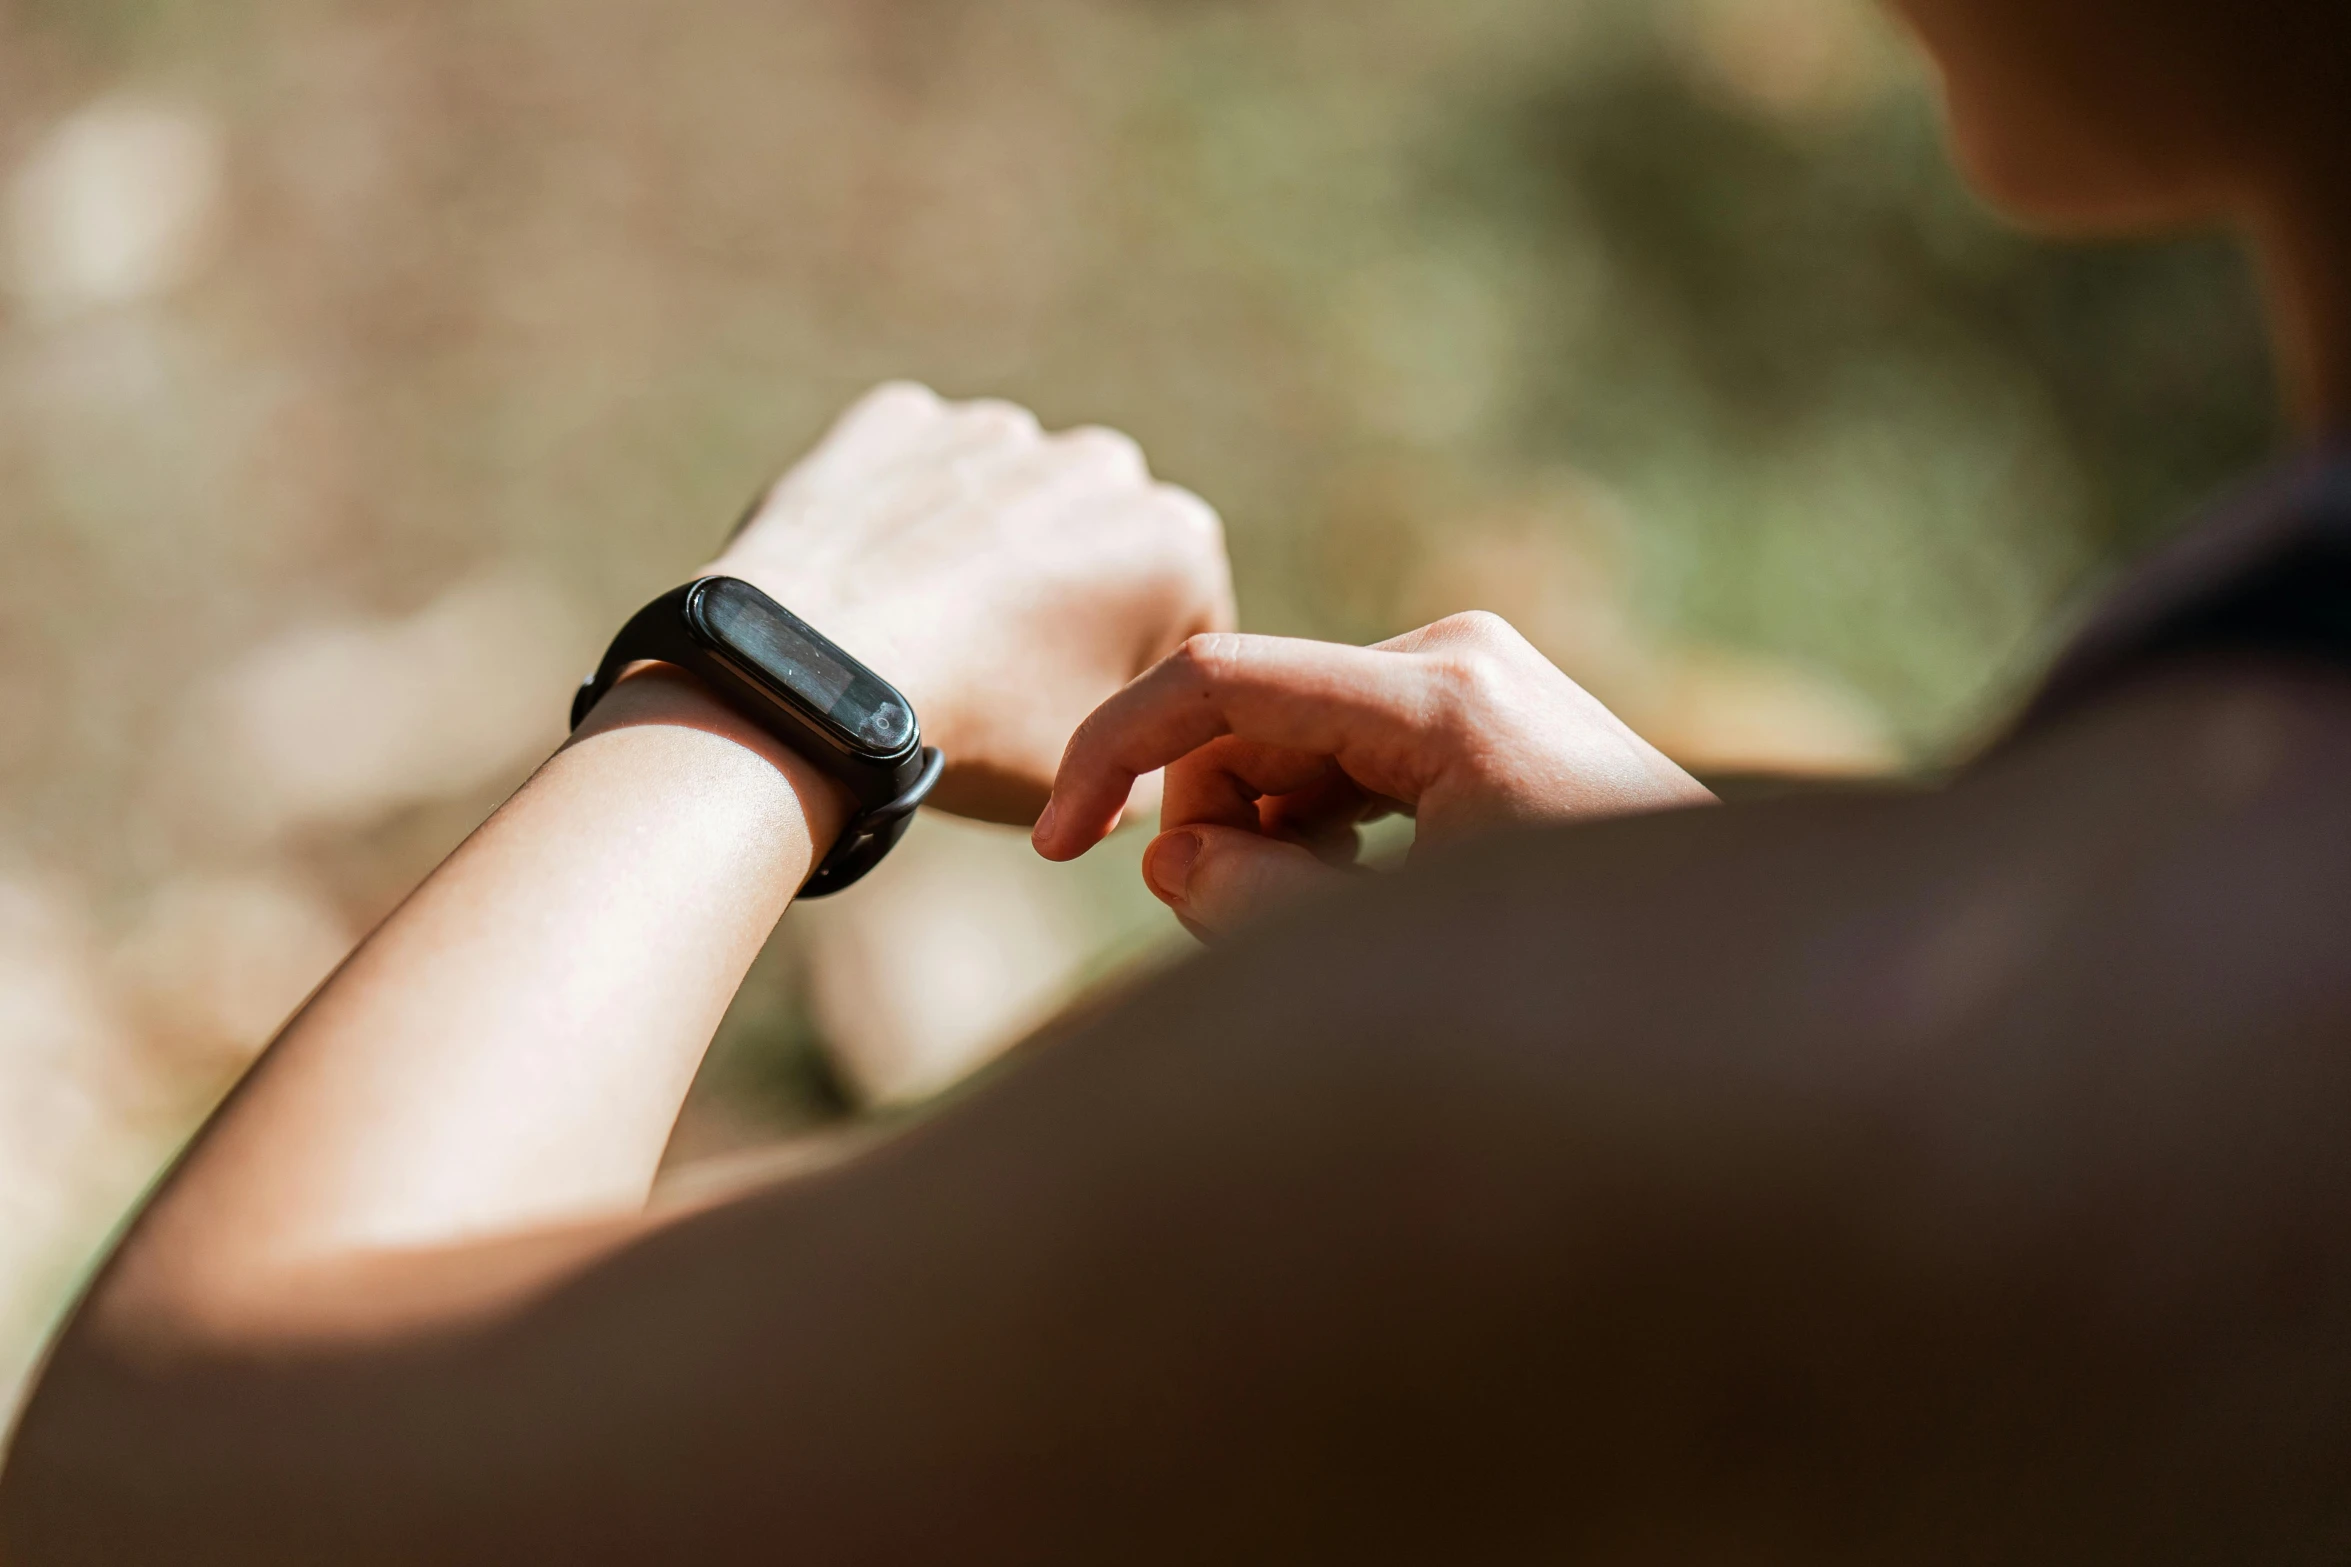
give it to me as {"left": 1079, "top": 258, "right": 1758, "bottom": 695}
{"left": 1144, "top": 830, "right": 1200, "bottom": 905}
{"left": 1030, "top": 795, "right": 1066, "bottom": 859}
{"left": 1031, "top": 791, "right": 1117, "bottom": 862}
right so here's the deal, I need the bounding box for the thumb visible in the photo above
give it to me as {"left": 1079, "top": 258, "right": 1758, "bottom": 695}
{"left": 1143, "top": 825, "right": 1347, "bottom": 940}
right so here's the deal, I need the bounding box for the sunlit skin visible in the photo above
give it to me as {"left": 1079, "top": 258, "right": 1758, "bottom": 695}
{"left": 5, "top": 3, "right": 2351, "bottom": 1562}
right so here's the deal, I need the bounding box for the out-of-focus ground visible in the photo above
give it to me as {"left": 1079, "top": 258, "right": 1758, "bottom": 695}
{"left": 0, "top": 0, "right": 2277, "bottom": 1415}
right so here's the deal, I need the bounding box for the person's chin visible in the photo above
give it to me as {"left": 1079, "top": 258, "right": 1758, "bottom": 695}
{"left": 1949, "top": 117, "right": 2217, "bottom": 238}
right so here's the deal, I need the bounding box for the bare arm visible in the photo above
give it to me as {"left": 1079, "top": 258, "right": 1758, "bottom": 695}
{"left": 94, "top": 667, "right": 843, "bottom": 1339}
{"left": 70, "top": 381, "right": 1233, "bottom": 1338}
{"left": 0, "top": 384, "right": 1235, "bottom": 1545}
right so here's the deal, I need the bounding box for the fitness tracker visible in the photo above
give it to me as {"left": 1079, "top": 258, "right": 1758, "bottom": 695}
{"left": 570, "top": 576, "right": 943, "bottom": 897}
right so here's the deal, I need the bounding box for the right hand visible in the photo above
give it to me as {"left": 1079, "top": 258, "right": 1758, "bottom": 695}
{"left": 1033, "top": 612, "right": 1715, "bottom": 938}
{"left": 707, "top": 383, "right": 1236, "bottom": 824}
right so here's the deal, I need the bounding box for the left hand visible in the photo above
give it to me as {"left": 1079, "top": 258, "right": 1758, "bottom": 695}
{"left": 708, "top": 383, "right": 1236, "bottom": 824}
{"left": 1032, "top": 612, "right": 1715, "bottom": 937}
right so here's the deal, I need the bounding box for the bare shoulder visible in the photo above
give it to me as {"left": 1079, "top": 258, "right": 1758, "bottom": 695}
{"left": 1218, "top": 658, "right": 2351, "bottom": 1243}
{"left": 1312, "top": 656, "right": 2351, "bottom": 1066}
{"left": 648, "top": 656, "right": 2351, "bottom": 1557}
{"left": 640, "top": 656, "right": 2351, "bottom": 1556}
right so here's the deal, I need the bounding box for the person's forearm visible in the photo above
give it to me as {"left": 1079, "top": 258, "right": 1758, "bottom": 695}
{"left": 96, "top": 665, "right": 848, "bottom": 1337}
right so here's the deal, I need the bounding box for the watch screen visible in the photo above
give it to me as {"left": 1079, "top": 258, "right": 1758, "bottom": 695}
{"left": 694, "top": 578, "right": 916, "bottom": 758}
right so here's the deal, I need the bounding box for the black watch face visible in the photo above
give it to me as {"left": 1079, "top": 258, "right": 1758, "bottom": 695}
{"left": 691, "top": 578, "right": 917, "bottom": 760}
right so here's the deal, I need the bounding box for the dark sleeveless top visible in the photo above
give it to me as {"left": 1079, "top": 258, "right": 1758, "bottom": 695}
{"left": 2006, "top": 447, "right": 2351, "bottom": 741}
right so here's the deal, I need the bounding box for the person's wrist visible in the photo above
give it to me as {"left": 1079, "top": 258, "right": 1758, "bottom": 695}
{"left": 572, "top": 662, "right": 858, "bottom": 856}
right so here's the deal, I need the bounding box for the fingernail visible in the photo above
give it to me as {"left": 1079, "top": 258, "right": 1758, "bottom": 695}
{"left": 1032, "top": 797, "right": 1060, "bottom": 849}
{"left": 1145, "top": 832, "right": 1200, "bottom": 903}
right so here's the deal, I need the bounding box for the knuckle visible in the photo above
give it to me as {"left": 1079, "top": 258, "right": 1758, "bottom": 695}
{"left": 1175, "top": 631, "right": 1245, "bottom": 685}
{"left": 1434, "top": 609, "right": 1518, "bottom": 648}
{"left": 1427, "top": 613, "right": 1540, "bottom": 704}
{"left": 853, "top": 380, "right": 943, "bottom": 423}
{"left": 954, "top": 397, "right": 1043, "bottom": 445}
{"left": 1152, "top": 482, "right": 1226, "bottom": 546}
{"left": 1440, "top": 645, "right": 1514, "bottom": 711}
{"left": 1057, "top": 425, "right": 1148, "bottom": 480}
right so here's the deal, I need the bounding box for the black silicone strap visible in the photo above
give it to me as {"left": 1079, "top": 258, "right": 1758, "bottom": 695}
{"left": 803, "top": 746, "right": 945, "bottom": 897}
{"left": 569, "top": 583, "right": 941, "bottom": 898}
{"left": 570, "top": 585, "right": 703, "bottom": 733}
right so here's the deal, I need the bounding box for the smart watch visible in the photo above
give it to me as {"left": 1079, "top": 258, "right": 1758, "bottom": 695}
{"left": 570, "top": 576, "right": 943, "bottom": 896}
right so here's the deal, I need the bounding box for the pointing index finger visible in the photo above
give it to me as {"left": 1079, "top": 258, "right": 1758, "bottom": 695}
{"left": 1031, "top": 633, "right": 1428, "bottom": 860}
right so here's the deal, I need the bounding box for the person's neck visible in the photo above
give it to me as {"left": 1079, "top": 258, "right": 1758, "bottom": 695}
{"left": 2251, "top": 157, "right": 2351, "bottom": 444}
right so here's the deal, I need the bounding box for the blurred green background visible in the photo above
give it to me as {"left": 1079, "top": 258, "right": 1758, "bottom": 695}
{"left": 0, "top": 0, "right": 2279, "bottom": 1414}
